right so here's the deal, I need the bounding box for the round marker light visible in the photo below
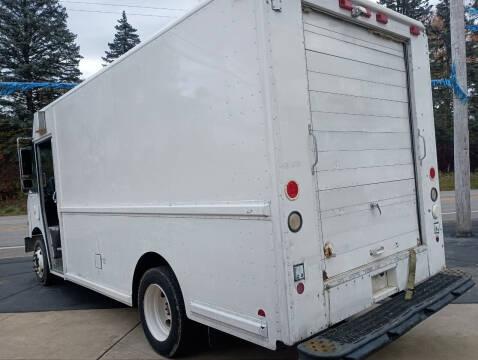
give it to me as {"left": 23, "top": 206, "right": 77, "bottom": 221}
{"left": 432, "top": 204, "right": 440, "bottom": 219}
{"left": 258, "top": 309, "right": 266, "bottom": 317}
{"left": 286, "top": 181, "right": 299, "bottom": 200}
{"left": 288, "top": 211, "right": 303, "bottom": 233}
{"left": 431, "top": 187, "right": 438, "bottom": 202}
{"left": 430, "top": 167, "right": 436, "bottom": 179}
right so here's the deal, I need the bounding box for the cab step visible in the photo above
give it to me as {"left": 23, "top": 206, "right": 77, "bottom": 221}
{"left": 298, "top": 269, "right": 474, "bottom": 360}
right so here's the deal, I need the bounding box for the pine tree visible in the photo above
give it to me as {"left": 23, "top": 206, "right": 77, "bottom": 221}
{"left": 0, "top": 0, "right": 82, "bottom": 127}
{"left": 378, "top": 0, "right": 433, "bottom": 21}
{"left": 102, "top": 11, "right": 140, "bottom": 64}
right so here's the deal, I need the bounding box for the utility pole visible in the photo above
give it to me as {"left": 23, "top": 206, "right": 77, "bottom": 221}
{"left": 450, "top": 0, "right": 472, "bottom": 236}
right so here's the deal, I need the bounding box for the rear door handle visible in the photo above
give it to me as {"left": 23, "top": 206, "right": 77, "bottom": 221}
{"left": 370, "top": 202, "right": 382, "bottom": 215}
{"left": 418, "top": 129, "right": 426, "bottom": 165}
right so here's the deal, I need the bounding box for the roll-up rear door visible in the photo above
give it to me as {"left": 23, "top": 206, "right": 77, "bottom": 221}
{"left": 303, "top": 10, "right": 420, "bottom": 278}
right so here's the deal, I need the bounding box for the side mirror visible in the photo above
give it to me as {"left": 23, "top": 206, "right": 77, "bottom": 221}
{"left": 17, "top": 138, "right": 34, "bottom": 193}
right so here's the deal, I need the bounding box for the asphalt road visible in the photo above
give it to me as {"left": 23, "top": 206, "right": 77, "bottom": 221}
{"left": 0, "top": 215, "right": 27, "bottom": 248}
{"left": 441, "top": 189, "right": 478, "bottom": 221}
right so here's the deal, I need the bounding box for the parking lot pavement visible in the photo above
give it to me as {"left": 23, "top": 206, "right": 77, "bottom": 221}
{"left": 0, "top": 304, "right": 476, "bottom": 360}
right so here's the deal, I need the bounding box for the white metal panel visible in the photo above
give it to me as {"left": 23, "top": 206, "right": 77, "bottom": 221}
{"left": 47, "top": 0, "right": 282, "bottom": 350}
{"left": 304, "top": 9, "right": 420, "bottom": 279}
{"left": 263, "top": 0, "right": 328, "bottom": 345}
{"left": 318, "top": 179, "right": 416, "bottom": 210}
{"left": 304, "top": 32, "right": 405, "bottom": 71}
{"left": 321, "top": 198, "right": 419, "bottom": 252}
{"left": 316, "top": 132, "right": 411, "bottom": 152}
{"left": 317, "top": 164, "right": 414, "bottom": 191}
{"left": 303, "top": 23, "right": 404, "bottom": 57}
{"left": 303, "top": 13, "right": 404, "bottom": 53}
{"left": 312, "top": 112, "right": 410, "bottom": 133}
{"left": 306, "top": 51, "right": 407, "bottom": 87}
{"left": 310, "top": 92, "right": 409, "bottom": 118}
{"left": 61, "top": 212, "right": 276, "bottom": 345}
{"left": 308, "top": 72, "right": 408, "bottom": 102}
{"left": 317, "top": 149, "right": 413, "bottom": 171}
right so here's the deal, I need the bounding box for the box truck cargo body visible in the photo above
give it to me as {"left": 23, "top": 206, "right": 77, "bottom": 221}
{"left": 18, "top": 0, "right": 473, "bottom": 358}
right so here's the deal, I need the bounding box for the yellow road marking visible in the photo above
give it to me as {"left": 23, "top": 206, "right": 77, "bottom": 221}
{"left": 0, "top": 226, "right": 28, "bottom": 231}
{"left": 442, "top": 195, "right": 478, "bottom": 201}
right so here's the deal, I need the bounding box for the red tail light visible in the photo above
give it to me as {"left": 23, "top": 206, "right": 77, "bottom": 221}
{"left": 286, "top": 181, "right": 299, "bottom": 200}
{"left": 339, "top": 0, "right": 353, "bottom": 11}
{"left": 376, "top": 13, "right": 388, "bottom": 24}
{"left": 410, "top": 25, "right": 420, "bottom": 36}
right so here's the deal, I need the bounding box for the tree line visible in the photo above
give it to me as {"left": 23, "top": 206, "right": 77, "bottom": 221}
{"left": 0, "top": 1, "right": 140, "bottom": 199}
{"left": 380, "top": 0, "right": 477, "bottom": 172}
{"left": 1, "top": 0, "right": 477, "bottom": 199}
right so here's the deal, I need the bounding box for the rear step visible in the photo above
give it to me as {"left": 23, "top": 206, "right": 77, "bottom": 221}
{"left": 298, "top": 269, "right": 474, "bottom": 360}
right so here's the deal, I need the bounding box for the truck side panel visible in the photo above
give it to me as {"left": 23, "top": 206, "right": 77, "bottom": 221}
{"left": 45, "top": 0, "right": 283, "bottom": 349}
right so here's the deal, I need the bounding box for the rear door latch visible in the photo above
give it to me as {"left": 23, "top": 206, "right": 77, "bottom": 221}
{"left": 370, "top": 246, "right": 385, "bottom": 257}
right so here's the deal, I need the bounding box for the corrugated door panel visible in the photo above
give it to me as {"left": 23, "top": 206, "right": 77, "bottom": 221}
{"left": 303, "top": 12, "right": 404, "bottom": 52}
{"left": 304, "top": 10, "right": 420, "bottom": 277}
{"left": 306, "top": 51, "right": 407, "bottom": 87}
{"left": 308, "top": 72, "right": 408, "bottom": 102}
{"left": 312, "top": 112, "right": 410, "bottom": 133}
{"left": 318, "top": 179, "right": 417, "bottom": 210}
{"left": 310, "top": 92, "right": 409, "bottom": 117}
{"left": 317, "top": 149, "right": 413, "bottom": 171}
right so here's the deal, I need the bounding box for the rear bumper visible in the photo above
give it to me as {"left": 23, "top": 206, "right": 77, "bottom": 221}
{"left": 298, "top": 269, "right": 474, "bottom": 360}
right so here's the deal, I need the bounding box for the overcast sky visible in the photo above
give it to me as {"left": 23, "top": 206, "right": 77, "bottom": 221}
{"left": 63, "top": 0, "right": 203, "bottom": 79}
{"left": 64, "top": 0, "right": 463, "bottom": 80}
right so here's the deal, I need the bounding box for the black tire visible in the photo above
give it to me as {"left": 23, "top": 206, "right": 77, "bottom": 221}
{"left": 33, "top": 238, "right": 52, "bottom": 285}
{"left": 138, "top": 266, "right": 193, "bottom": 358}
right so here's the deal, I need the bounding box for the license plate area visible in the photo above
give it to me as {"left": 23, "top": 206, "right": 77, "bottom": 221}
{"left": 372, "top": 267, "right": 398, "bottom": 302}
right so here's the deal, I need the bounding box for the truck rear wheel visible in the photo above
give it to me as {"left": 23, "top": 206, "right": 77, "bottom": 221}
{"left": 33, "top": 238, "right": 52, "bottom": 285}
{"left": 138, "top": 266, "right": 191, "bottom": 357}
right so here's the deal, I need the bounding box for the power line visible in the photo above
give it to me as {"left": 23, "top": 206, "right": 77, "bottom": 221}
{"left": 66, "top": 8, "right": 177, "bottom": 18}
{"left": 60, "top": 1, "right": 186, "bottom": 12}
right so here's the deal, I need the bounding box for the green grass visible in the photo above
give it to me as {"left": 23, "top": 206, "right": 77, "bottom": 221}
{"left": 0, "top": 198, "right": 27, "bottom": 216}
{"left": 439, "top": 172, "right": 478, "bottom": 191}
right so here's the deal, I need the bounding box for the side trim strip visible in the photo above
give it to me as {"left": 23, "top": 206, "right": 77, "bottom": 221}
{"left": 190, "top": 301, "right": 268, "bottom": 337}
{"left": 65, "top": 273, "right": 132, "bottom": 306}
{"left": 60, "top": 201, "right": 271, "bottom": 218}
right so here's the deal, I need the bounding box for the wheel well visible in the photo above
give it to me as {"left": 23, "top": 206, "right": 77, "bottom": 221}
{"left": 32, "top": 227, "right": 42, "bottom": 236}
{"left": 132, "top": 252, "right": 173, "bottom": 307}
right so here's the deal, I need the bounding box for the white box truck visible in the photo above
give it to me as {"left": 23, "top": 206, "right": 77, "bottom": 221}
{"left": 17, "top": 0, "right": 474, "bottom": 358}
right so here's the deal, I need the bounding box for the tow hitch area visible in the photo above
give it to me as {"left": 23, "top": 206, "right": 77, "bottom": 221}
{"left": 298, "top": 269, "right": 474, "bottom": 360}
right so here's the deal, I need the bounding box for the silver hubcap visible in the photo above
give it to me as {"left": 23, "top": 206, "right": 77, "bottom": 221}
{"left": 34, "top": 247, "right": 44, "bottom": 279}
{"left": 144, "top": 284, "right": 172, "bottom": 341}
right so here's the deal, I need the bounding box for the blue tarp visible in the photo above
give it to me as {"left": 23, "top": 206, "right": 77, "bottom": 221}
{"left": 466, "top": 7, "right": 478, "bottom": 15}
{"left": 0, "top": 82, "right": 77, "bottom": 95}
{"left": 431, "top": 63, "right": 469, "bottom": 104}
{"left": 467, "top": 24, "right": 478, "bottom": 32}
